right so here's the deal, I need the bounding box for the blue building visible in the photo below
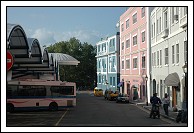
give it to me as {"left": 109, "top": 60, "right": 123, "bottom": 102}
{"left": 96, "top": 32, "right": 120, "bottom": 93}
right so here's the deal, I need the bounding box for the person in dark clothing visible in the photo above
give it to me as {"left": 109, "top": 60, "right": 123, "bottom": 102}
{"left": 149, "top": 93, "right": 162, "bottom": 118}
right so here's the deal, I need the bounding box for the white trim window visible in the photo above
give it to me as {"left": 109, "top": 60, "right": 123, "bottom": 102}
{"left": 126, "top": 59, "right": 130, "bottom": 69}
{"left": 142, "top": 56, "right": 146, "bottom": 68}
{"left": 133, "top": 35, "right": 137, "bottom": 46}
{"left": 176, "top": 43, "right": 179, "bottom": 64}
{"left": 172, "top": 45, "right": 175, "bottom": 64}
{"left": 164, "top": 11, "right": 168, "bottom": 29}
{"left": 165, "top": 47, "right": 169, "bottom": 65}
{"left": 184, "top": 41, "right": 187, "bottom": 62}
{"left": 121, "top": 42, "right": 124, "bottom": 50}
{"left": 122, "top": 60, "right": 124, "bottom": 69}
{"left": 133, "top": 57, "right": 138, "bottom": 69}
{"left": 126, "top": 19, "right": 129, "bottom": 29}
{"left": 133, "top": 13, "right": 137, "bottom": 24}
{"left": 141, "top": 7, "right": 145, "bottom": 18}
{"left": 160, "top": 49, "right": 162, "bottom": 66}
{"left": 121, "top": 23, "right": 124, "bottom": 32}
{"left": 157, "top": 51, "right": 159, "bottom": 66}
{"left": 159, "top": 17, "right": 161, "bottom": 33}
{"left": 126, "top": 39, "right": 130, "bottom": 48}
{"left": 142, "top": 31, "right": 145, "bottom": 42}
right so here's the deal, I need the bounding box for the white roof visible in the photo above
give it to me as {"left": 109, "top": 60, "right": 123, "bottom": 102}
{"left": 49, "top": 53, "right": 80, "bottom": 66}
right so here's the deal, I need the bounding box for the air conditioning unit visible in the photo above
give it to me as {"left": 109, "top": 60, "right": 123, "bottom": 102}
{"left": 161, "top": 28, "right": 169, "bottom": 38}
{"left": 174, "top": 15, "right": 179, "bottom": 21}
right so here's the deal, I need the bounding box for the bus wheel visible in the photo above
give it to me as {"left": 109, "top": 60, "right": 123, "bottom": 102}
{"left": 7, "top": 103, "right": 14, "bottom": 113}
{"left": 49, "top": 102, "right": 58, "bottom": 111}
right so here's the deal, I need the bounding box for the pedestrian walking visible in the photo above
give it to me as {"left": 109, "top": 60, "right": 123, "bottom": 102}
{"left": 162, "top": 93, "right": 170, "bottom": 116}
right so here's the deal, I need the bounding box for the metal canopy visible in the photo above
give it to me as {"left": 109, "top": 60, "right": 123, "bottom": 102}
{"left": 7, "top": 23, "right": 80, "bottom": 79}
{"left": 49, "top": 53, "right": 80, "bottom": 66}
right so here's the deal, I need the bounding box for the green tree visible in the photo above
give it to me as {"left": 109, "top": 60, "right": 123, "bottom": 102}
{"left": 47, "top": 37, "right": 97, "bottom": 90}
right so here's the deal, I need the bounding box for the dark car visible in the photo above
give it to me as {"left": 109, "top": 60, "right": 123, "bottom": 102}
{"left": 116, "top": 93, "right": 129, "bottom": 103}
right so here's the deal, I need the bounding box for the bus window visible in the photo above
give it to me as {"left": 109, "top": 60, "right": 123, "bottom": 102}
{"left": 35, "top": 88, "right": 46, "bottom": 96}
{"left": 59, "top": 86, "right": 74, "bottom": 95}
{"left": 7, "top": 85, "right": 18, "bottom": 97}
{"left": 50, "top": 86, "right": 60, "bottom": 96}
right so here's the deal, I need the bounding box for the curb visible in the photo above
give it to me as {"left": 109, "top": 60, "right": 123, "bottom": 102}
{"left": 142, "top": 106, "right": 176, "bottom": 122}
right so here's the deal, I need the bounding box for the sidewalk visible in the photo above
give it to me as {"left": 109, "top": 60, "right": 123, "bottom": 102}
{"left": 129, "top": 100, "right": 179, "bottom": 122}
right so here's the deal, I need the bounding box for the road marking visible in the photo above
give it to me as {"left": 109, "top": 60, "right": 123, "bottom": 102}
{"left": 55, "top": 108, "right": 69, "bottom": 126}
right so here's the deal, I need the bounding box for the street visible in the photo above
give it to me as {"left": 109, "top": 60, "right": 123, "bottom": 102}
{"left": 7, "top": 92, "right": 185, "bottom": 127}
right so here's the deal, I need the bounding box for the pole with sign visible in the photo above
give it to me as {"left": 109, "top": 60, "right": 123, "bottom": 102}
{"left": 7, "top": 51, "right": 14, "bottom": 71}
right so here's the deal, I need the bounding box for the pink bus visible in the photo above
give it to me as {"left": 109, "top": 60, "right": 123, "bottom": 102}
{"left": 7, "top": 79, "right": 76, "bottom": 112}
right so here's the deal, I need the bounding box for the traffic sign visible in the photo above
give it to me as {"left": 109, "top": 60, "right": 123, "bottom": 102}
{"left": 7, "top": 51, "right": 13, "bottom": 71}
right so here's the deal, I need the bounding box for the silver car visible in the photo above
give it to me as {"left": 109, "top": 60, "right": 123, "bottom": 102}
{"left": 116, "top": 93, "right": 129, "bottom": 103}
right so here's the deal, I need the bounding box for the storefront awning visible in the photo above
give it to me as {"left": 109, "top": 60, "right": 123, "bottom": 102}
{"left": 164, "top": 72, "right": 180, "bottom": 86}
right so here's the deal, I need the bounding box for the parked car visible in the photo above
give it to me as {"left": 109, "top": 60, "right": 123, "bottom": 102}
{"left": 116, "top": 93, "right": 129, "bottom": 103}
{"left": 93, "top": 87, "right": 103, "bottom": 97}
{"left": 107, "top": 90, "right": 119, "bottom": 101}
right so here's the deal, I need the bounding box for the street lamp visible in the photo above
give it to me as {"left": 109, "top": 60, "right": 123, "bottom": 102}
{"left": 145, "top": 75, "right": 148, "bottom": 106}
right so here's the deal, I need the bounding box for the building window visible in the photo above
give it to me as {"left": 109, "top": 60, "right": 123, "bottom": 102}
{"left": 122, "top": 42, "right": 124, "bottom": 50}
{"left": 157, "top": 19, "right": 159, "bottom": 34}
{"left": 133, "top": 35, "right": 137, "bottom": 46}
{"left": 98, "top": 45, "right": 100, "bottom": 52}
{"left": 142, "top": 31, "right": 145, "bottom": 42}
{"left": 126, "top": 19, "right": 129, "bottom": 29}
{"left": 164, "top": 11, "right": 168, "bottom": 29}
{"left": 159, "top": 17, "right": 161, "bottom": 33}
{"left": 113, "top": 77, "right": 115, "bottom": 86}
{"left": 126, "top": 59, "right": 130, "bottom": 69}
{"left": 184, "top": 41, "right": 187, "bottom": 62}
{"left": 160, "top": 50, "right": 162, "bottom": 65}
{"left": 172, "top": 7, "right": 175, "bottom": 23}
{"left": 153, "top": 23, "right": 155, "bottom": 37}
{"left": 121, "top": 24, "right": 124, "bottom": 32}
{"left": 133, "top": 13, "right": 137, "bottom": 24}
{"left": 126, "top": 39, "right": 130, "bottom": 48}
{"left": 142, "top": 56, "right": 145, "bottom": 68}
{"left": 133, "top": 58, "right": 138, "bottom": 68}
{"left": 141, "top": 7, "right": 145, "bottom": 18}
{"left": 152, "top": 53, "right": 154, "bottom": 67}
{"left": 154, "top": 52, "right": 156, "bottom": 66}
{"left": 183, "top": 7, "right": 187, "bottom": 16}
{"left": 176, "top": 43, "right": 179, "bottom": 63}
{"left": 110, "top": 77, "right": 112, "bottom": 85}
{"left": 99, "top": 75, "right": 101, "bottom": 83}
{"left": 151, "top": 24, "right": 153, "bottom": 38}
{"left": 172, "top": 45, "right": 175, "bottom": 64}
{"left": 157, "top": 51, "right": 159, "bottom": 66}
{"left": 122, "top": 60, "right": 124, "bottom": 69}
{"left": 165, "top": 48, "right": 169, "bottom": 65}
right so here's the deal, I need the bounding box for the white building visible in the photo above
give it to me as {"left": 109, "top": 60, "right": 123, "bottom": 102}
{"left": 150, "top": 7, "right": 187, "bottom": 110}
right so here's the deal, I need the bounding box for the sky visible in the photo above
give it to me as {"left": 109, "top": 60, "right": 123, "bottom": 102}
{"left": 1, "top": 1, "right": 194, "bottom": 132}
{"left": 7, "top": 7, "right": 127, "bottom": 46}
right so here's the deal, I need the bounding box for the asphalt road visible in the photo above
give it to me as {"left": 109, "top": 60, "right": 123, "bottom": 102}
{"left": 7, "top": 92, "right": 174, "bottom": 127}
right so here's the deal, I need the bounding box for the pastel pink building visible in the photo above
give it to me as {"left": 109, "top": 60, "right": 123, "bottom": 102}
{"left": 119, "top": 7, "right": 153, "bottom": 102}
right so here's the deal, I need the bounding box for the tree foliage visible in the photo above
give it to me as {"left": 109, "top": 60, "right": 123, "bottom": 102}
{"left": 47, "top": 37, "right": 97, "bottom": 90}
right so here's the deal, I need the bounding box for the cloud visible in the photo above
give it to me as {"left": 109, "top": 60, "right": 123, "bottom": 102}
{"left": 29, "top": 28, "right": 104, "bottom": 46}
{"left": 31, "top": 28, "right": 56, "bottom": 46}
{"left": 59, "top": 30, "right": 103, "bottom": 45}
